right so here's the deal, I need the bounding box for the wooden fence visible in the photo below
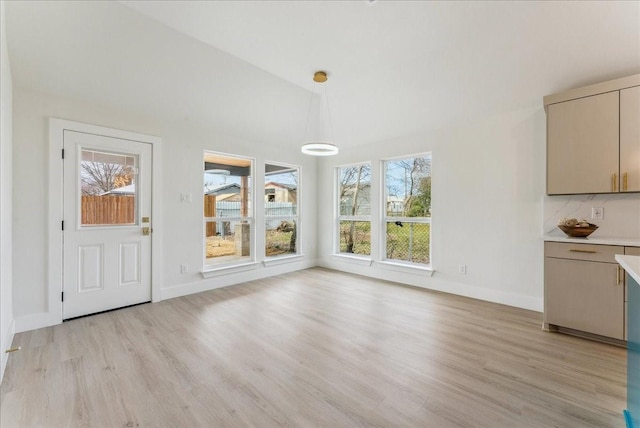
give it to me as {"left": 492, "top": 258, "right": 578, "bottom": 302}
{"left": 204, "top": 195, "right": 217, "bottom": 236}
{"left": 82, "top": 195, "right": 134, "bottom": 225}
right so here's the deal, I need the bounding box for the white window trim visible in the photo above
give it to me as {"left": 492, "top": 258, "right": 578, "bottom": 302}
{"left": 201, "top": 261, "right": 259, "bottom": 278}
{"left": 331, "top": 253, "right": 374, "bottom": 266}
{"left": 335, "top": 162, "right": 372, "bottom": 257}
{"left": 262, "top": 254, "right": 305, "bottom": 267}
{"left": 381, "top": 154, "right": 432, "bottom": 268}
{"left": 264, "top": 161, "right": 300, "bottom": 261}
{"left": 203, "top": 152, "right": 255, "bottom": 271}
{"left": 377, "top": 260, "right": 435, "bottom": 276}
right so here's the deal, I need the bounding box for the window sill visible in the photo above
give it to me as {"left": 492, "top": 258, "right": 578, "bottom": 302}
{"left": 377, "top": 260, "right": 435, "bottom": 276}
{"left": 201, "top": 262, "right": 259, "bottom": 278}
{"left": 263, "top": 254, "right": 305, "bottom": 267}
{"left": 331, "top": 254, "right": 374, "bottom": 266}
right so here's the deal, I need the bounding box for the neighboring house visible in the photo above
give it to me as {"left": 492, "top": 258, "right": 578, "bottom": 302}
{"left": 386, "top": 195, "right": 405, "bottom": 216}
{"left": 339, "top": 183, "right": 371, "bottom": 216}
{"left": 264, "top": 182, "right": 297, "bottom": 203}
{"left": 100, "top": 183, "right": 135, "bottom": 196}
{"left": 205, "top": 183, "right": 242, "bottom": 202}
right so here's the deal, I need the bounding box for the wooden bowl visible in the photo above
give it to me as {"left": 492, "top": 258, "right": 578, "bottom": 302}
{"left": 558, "top": 224, "right": 599, "bottom": 238}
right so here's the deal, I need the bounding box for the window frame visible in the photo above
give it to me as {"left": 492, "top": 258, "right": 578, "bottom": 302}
{"left": 381, "top": 153, "right": 432, "bottom": 268}
{"left": 202, "top": 151, "right": 256, "bottom": 272}
{"left": 335, "top": 161, "right": 372, "bottom": 258}
{"left": 264, "top": 161, "right": 301, "bottom": 260}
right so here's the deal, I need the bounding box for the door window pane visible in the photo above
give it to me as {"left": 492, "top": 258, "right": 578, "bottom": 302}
{"left": 80, "top": 149, "right": 137, "bottom": 226}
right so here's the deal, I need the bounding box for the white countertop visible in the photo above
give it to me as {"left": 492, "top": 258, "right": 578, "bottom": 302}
{"left": 544, "top": 234, "right": 640, "bottom": 247}
{"left": 615, "top": 255, "right": 640, "bottom": 285}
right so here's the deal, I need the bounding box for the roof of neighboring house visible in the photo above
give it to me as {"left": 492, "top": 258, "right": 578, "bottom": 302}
{"left": 216, "top": 193, "right": 240, "bottom": 202}
{"left": 100, "top": 184, "right": 135, "bottom": 196}
{"left": 205, "top": 183, "right": 241, "bottom": 196}
{"left": 265, "top": 182, "right": 296, "bottom": 191}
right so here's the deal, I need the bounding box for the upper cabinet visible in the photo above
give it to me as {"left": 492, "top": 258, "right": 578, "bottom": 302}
{"left": 621, "top": 86, "right": 640, "bottom": 193}
{"left": 547, "top": 92, "right": 619, "bottom": 194}
{"left": 544, "top": 74, "right": 640, "bottom": 195}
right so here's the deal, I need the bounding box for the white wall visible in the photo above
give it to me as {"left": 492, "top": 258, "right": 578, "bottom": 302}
{"left": 318, "top": 105, "right": 547, "bottom": 311}
{"left": 1, "top": 0, "right": 15, "bottom": 382}
{"left": 12, "top": 87, "right": 317, "bottom": 328}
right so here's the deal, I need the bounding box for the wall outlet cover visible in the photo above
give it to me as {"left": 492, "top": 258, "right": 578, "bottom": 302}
{"left": 591, "top": 207, "right": 604, "bottom": 220}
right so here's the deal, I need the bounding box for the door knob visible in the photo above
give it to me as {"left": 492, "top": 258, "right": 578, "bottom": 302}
{"left": 142, "top": 227, "right": 152, "bottom": 236}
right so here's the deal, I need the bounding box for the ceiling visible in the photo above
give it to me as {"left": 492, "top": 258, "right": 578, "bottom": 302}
{"left": 5, "top": 1, "right": 640, "bottom": 150}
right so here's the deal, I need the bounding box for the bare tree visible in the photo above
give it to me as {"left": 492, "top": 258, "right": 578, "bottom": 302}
{"left": 386, "top": 157, "right": 430, "bottom": 217}
{"left": 81, "top": 161, "right": 133, "bottom": 195}
{"left": 339, "top": 165, "right": 371, "bottom": 253}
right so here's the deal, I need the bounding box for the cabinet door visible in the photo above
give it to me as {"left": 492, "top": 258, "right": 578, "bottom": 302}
{"left": 545, "top": 258, "right": 624, "bottom": 339}
{"left": 621, "top": 86, "right": 640, "bottom": 192}
{"left": 547, "top": 91, "right": 619, "bottom": 195}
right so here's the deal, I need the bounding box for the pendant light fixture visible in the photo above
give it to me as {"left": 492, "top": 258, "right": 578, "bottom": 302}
{"left": 301, "top": 71, "right": 339, "bottom": 156}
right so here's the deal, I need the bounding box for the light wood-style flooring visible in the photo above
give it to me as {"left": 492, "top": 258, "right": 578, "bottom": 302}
{"left": 1, "top": 268, "right": 626, "bottom": 427}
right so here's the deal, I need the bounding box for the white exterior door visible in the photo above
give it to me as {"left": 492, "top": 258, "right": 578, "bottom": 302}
{"left": 63, "top": 130, "right": 152, "bottom": 319}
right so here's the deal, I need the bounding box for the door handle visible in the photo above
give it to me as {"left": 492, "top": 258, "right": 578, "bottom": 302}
{"left": 142, "top": 227, "right": 152, "bottom": 236}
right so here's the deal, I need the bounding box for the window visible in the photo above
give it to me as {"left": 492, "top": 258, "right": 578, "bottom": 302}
{"left": 203, "top": 152, "right": 253, "bottom": 268}
{"left": 265, "top": 163, "right": 299, "bottom": 257}
{"left": 337, "top": 163, "right": 371, "bottom": 256}
{"left": 383, "top": 154, "right": 431, "bottom": 265}
{"left": 80, "top": 149, "right": 137, "bottom": 226}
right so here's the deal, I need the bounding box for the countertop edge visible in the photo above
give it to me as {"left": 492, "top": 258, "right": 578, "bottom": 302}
{"left": 544, "top": 234, "right": 640, "bottom": 247}
{"left": 616, "top": 255, "right": 640, "bottom": 285}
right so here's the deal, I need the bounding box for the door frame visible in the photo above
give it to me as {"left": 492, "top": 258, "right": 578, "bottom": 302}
{"left": 48, "top": 118, "right": 163, "bottom": 325}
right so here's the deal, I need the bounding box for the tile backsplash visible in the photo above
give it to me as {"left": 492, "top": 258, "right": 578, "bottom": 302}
{"left": 544, "top": 193, "right": 640, "bottom": 238}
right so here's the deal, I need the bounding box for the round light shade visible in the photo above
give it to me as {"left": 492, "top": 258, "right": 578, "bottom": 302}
{"left": 301, "top": 142, "right": 339, "bottom": 156}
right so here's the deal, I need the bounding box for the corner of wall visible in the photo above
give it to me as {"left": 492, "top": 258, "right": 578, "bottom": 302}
{"left": 0, "top": 320, "right": 15, "bottom": 382}
{"left": 0, "top": 0, "right": 16, "bottom": 384}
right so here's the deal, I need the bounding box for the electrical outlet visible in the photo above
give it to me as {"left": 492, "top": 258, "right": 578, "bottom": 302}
{"left": 180, "top": 193, "right": 192, "bottom": 203}
{"left": 180, "top": 263, "right": 188, "bottom": 274}
{"left": 458, "top": 264, "right": 467, "bottom": 275}
{"left": 591, "top": 207, "right": 604, "bottom": 220}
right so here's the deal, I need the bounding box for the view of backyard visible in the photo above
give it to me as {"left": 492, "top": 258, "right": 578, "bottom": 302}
{"left": 338, "top": 155, "right": 431, "bottom": 265}
{"left": 205, "top": 226, "right": 295, "bottom": 259}
{"left": 339, "top": 220, "right": 431, "bottom": 264}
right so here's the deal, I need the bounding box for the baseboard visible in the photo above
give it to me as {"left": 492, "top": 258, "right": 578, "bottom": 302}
{"left": 319, "top": 259, "right": 543, "bottom": 312}
{"left": 1, "top": 319, "right": 15, "bottom": 384}
{"left": 15, "top": 312, "right": 60, "bottom": 333}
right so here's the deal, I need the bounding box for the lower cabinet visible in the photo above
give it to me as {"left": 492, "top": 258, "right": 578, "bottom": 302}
{"left": 544, "top": 242, "right": 627, "bottom": 341}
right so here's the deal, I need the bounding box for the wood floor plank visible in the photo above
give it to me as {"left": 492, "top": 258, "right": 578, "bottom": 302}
{"left": 1, "top": 267, "right": 626, "bottom": 427}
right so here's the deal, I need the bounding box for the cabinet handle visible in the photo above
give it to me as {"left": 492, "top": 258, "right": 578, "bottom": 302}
{"left": 617, "top": 266, "right": 621, "bottom": 285}
{"left": 612, "top": 173, "right": 617, "bottom": 192}
{"left": 569, "top": 249, "right": 597, "bottom": 254}
{"left": 623, "top": 172, "right": 628, "bottom": 191}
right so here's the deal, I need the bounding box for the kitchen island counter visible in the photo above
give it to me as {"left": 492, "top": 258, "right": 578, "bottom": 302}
{"left": 617, "top": 254, "right": 640, "bottom": 428}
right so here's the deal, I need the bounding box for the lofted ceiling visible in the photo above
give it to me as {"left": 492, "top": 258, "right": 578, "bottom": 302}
{"left": 5, "top": 1, "right": 640, "bottom": 150}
